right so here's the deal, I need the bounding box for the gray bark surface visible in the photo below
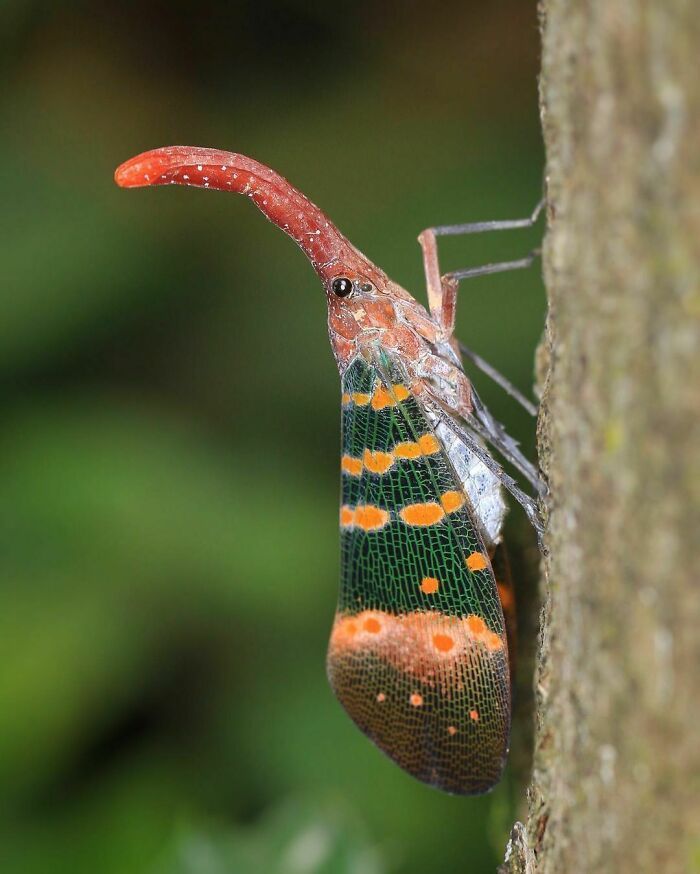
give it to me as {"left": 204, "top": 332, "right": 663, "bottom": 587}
{"left": 503, "top": 2, "right": 700, "bottom": 872}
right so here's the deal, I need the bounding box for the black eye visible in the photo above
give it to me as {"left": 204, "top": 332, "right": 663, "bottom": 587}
{"left": 332, "top": 277, "right": 353, "bottom": 298}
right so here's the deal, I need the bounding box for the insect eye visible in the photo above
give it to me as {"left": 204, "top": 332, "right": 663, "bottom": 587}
{"left": 332, "top": 277, "right": 354, "bottom": 298}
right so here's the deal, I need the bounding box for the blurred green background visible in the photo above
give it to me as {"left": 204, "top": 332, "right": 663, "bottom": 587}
{"left": 2, "top": 2, "right": 544, "bottom": 872}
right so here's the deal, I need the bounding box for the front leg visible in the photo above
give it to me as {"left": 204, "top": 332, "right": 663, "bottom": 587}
{"left": 418, "top": 227, "right": 457, "bottom": 338}
{"left": 418, "top": 198, "right": 545, "bottom": 340}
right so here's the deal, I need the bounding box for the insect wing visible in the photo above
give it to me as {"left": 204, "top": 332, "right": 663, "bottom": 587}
{"left": 327, "top": 350, "right": 510, "bottom": 795}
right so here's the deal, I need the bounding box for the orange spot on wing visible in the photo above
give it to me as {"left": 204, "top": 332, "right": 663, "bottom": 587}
{"left": 393, "top": 441, "right": 421, "bottom": 459}
{"left": 352, "top": 392, "right": 371, "bottom": 406}
{"left": 354, "top": 505, "right": 390, "bottom": 531}
{"left": 433, "top": 633, "right": 455, "bottom": 652}
{"left": 335, "top": 620, "right": 358, "bottom": 642}
{"left": 485, "top": 631, "right": 504, "bottom": 651}
{"left": 370, "top": 386, "right": 393, "bottom": 410}
{"left": 418, "top": 434, "right": 440, "bottom": 454}
{"left": 469, "top": 709, "right": 480, "bottom": 722}
{"left": 400, "top": 502, "right": 445, "bottom": 526}
{"left": 467, "top": 615, "right": 487, "bottom": 635}
{"left": 420, "top": 576, "right": 440, "bottom": 594}
{"left": 371, "top": 383, "right": 410, "bottom": 410}
{"left": 341, "top": 454, "right": 363, "bottom": 476}
{"left": 441, "top": 490, "right": 465, "bottom": 513}
{"left": 363, "top": 449, "right": 394, "bottom": 474}
{"left": 447, "top": 725, "right": 458, "bottom": 736}
{"left": 376, "top": 692, "right": 386, "bottom": 702}
{"left": 340, "top": 504, "right": 389, "bottom": 530}
{"left": 466, "top": 551, "right": 489, "bottom": 572}
{"left": 410, "top": 693, "right": 423, "bottom": 707}
{"left": 363, "top": 617, "right": 382, "bottom": 633}
{"left": 328, "top": 609, "right": 509, "bottom": 708}
{"left": 341, "top": 392, "right": 351, "bottom": 405}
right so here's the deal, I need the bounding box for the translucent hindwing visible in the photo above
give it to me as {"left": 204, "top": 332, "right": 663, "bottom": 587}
{"left": 327, "top": 349, "right": 510, "bottom": 795}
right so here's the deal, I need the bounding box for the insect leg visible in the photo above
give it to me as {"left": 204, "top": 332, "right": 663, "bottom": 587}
{"left": 431, "top": 198, "right": 545, "bottom": 238}
{"left": 457, "top": 340, "right": 538, "bottom": 417}
{"left": 418, "top": 196, "right": 544, "bottom": 419}
{"left": 418, "top": 198, "right": 544, "bottom": 337}
{"left": 468, "top": 386, "right": 547, "bottom": 496}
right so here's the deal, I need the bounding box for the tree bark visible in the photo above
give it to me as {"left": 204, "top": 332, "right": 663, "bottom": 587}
{"left": 503, "top": 2, "right": 700, "bottom": 872}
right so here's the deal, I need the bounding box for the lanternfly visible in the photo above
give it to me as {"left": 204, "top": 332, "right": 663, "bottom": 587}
{"left": 115, "top": 146, "right": 545, "bottom": 795}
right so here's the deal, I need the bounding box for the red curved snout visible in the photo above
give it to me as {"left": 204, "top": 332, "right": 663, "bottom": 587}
{"left": 115, "top": 146, "right": 382, "bottom": 286}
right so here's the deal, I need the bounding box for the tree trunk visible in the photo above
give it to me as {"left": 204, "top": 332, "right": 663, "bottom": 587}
{"left": 503, "top": 2, "right": 700, "bottom": 872}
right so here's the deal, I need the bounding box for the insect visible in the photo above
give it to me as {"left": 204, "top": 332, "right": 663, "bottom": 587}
{"left": 115, "top": 146, "right": 545, "bottom": 795}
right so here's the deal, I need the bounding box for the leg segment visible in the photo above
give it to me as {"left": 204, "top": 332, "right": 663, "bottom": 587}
{"left": 458, "top": 340, "right": 538, "bottom": 417}
{"left": 468, "top": 386, "right": 546, "bottom": 495}
{"left": 418, "top": 198, "right": 544, "bottom": 338}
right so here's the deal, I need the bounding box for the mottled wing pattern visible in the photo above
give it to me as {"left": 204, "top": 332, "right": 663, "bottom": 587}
{"left": 327, "top": 349, "right": 510, "bottom": 795}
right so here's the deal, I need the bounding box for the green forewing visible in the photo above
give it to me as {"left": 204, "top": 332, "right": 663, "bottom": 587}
{"left": 326, "top": 349, "right": 510, "bottom": 795}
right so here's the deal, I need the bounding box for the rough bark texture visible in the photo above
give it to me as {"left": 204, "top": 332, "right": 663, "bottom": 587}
{"left": 504, "top": 2, "right": 700, "bottom": 872}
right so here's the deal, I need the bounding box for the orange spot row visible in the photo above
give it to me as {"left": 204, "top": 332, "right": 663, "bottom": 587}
{"left": 399, "top": 491, "right": 465, "bottom": 527}
{"left": 371, "top": 383, "right": 410, "bottom": 410}
{"left": 341, "top": 383, "right": 411, "bottom": 409}
{"left": 329, "top": 609, "right": 505, "bottom": 669}
{"left": 340, "top": 504, "right": 390, "bottom": 531}
{"left": 393, "top": 433, "right": 440, "bottom": 458}
{"left": 363, "top": 449, "right": 393, "bottom": 474}
{"left": 341, "top": 434, "right": 443, "bottom": 478}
